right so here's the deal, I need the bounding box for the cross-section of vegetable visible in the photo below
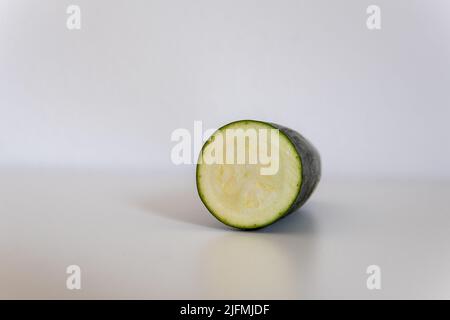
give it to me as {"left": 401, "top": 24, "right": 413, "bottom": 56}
{"left": 196, "top": 120, "right": 321, "bottom": 230}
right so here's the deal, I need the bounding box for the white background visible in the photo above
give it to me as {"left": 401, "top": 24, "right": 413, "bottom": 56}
{"left": 1, "top": 0, "right": 450, "bottom": 300}
{"left": 1, "top": 0, "right": 449, "bottom": 178}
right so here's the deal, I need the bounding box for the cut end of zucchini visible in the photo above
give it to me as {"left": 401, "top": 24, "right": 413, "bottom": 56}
{"left": 196, "top": 120, "right": 302, "bottom": 229}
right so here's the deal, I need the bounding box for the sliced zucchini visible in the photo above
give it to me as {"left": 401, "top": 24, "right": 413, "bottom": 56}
{"left": 196, "top": 120, "right": 321, "bottom": 230}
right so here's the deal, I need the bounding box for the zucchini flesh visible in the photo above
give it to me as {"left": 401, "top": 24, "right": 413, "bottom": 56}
{"left": 196, "top": 120, "right": 321, "bottom": 230}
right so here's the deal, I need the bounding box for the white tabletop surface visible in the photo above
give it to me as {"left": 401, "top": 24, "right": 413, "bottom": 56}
{"left": 1, "top": 168, "right": 449, "bottom": 299}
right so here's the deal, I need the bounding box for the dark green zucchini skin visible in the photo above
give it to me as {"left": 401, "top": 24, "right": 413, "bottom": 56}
{"left": 270, "top": 123, "right": 321, "bottom": 218}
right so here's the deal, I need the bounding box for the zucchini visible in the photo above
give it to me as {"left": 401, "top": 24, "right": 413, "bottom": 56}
{"left": 196, "top": 120, "right": 321, "bottom": 230}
